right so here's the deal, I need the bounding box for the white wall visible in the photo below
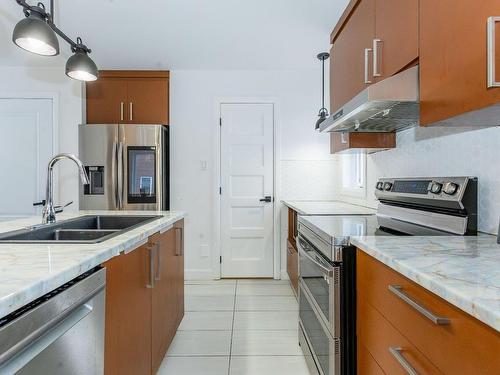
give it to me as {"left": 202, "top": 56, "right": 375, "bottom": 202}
{"left": 337, "top": 126, "right": 500, "bottom": 235}
{"left": 0, "top": 66, "right": 84, "bottom": 208}
{"left": 169, "top": 69, "right": 336, "bottom": 279}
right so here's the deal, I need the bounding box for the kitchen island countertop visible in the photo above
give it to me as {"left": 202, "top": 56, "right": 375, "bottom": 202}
{"left": 0, "top": 210, "right": 186, "bottom": 319}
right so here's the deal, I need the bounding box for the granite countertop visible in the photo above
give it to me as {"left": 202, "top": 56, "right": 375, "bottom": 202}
{"left": 0, "top": 210, "right": 186, "bottom": 319}
{"left": 282, "top": 200, "right": 376, "bottom": 216}
{"left": 351, "top": 235, "right": 500, "bottom": 332}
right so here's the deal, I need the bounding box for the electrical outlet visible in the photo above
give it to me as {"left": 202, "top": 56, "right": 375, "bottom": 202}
{"left": 200, "top": 244, "right": 209, "bottom": 257}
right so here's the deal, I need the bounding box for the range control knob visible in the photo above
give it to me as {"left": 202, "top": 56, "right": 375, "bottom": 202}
{"left": 443, "top": 182, "right": 459, "bottom": 195}
{"left": 383, "top": 182, "right": 393, "bottom": 191}
{"left": 429, "top": 182, "right": 443, "bottom": 194}
{"left": 376, "top": 182, "right": 384, "bottom": 190}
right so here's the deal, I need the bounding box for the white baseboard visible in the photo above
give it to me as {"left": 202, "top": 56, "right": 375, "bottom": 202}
{"left": 280, "top": 269, "right": 290, "bottom": 280}
{"left": 185, "top": 269, "right": 215, "bottom": 280}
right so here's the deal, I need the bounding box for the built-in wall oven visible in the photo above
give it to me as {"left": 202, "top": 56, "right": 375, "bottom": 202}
{"left": 297, "top": 220, "right": 357, "bottom": 375}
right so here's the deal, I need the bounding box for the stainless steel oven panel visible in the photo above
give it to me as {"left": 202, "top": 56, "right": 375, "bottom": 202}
{"left": 297, "top": 234, "right": 340, "bottom": 338}
{"left": 298, "top": 221, "right": 334, "bottom": 260}
{"left": 299, "top": 322, "right": 320, "bottom": 375}
{"left": 299, "top": 282, "right": 341, "bottom": 375}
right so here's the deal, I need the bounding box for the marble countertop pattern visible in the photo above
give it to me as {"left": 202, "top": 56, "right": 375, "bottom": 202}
{"left": 282, "top": 200, "right": 376, "bottom": 216}
{"left": 351, "top": 235, "right": 500, "bottom": 332}
{"left": 0, "top": 210, "right": 186, "bottom": 318}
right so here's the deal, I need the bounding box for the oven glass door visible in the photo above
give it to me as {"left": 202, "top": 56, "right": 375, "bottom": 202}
{"left": 299, "top": 283, "right": 340, "bottom": 375}
{"left": 298, "top": 234, "right": 340, "bottom": 337}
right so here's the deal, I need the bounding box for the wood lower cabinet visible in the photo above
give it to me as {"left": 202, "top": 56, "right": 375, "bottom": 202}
{"left": 330, "top": 132, "right": 395, "bottom": 154}
{"left": 357, "top": 249, "right": 500, "bottom": 375}
{"left": 103, "top": 243, "right": 152, "bottom": 375}
{"left": 151, "top": 220, "right": 185, "bottom": 373}
{"left": 86, "top": 71, "right": 169, "bottom": 124}
{"left": 419, "top": 0, "right": 500, "bottom": 125}
{"left": 103, "top": 219, "right": 184, "bottom": 375}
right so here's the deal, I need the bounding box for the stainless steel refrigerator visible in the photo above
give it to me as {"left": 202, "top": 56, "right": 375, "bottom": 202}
{"left": 79, "top": 124, "right": 169, "bottom": 211}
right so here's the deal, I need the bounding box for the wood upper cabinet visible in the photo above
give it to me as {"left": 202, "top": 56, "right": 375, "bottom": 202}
{"left": 103, "top": 243, "right": 152, "bottom": 375}
{"left": 330, "top": 132, "right": 395, "bottom": 154}
{"left": 373, "top": 0, "right": 418, "bottom": 80}
{"left": 330, "top": 0, "right": 375, "bottom": 113}
{"left": 86, "top": 71, "right": 169, "bottom": 125}
{"left": 420, "top": 0, "right": 500, "bottom": 125}
{"left": 86, "top": 79, "right": 127, "bottom": 124}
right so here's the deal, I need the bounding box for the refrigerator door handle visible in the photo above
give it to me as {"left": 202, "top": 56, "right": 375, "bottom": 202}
{"left": 111, "top": 141, "right": 118, "bottom": 209}
{"left": 117, "top": 142, "right": 124, "bottom": 209}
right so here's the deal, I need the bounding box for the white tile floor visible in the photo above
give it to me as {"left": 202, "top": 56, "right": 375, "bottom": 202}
{"left": 157, "top": 279, "right": 311, "bottom": 375}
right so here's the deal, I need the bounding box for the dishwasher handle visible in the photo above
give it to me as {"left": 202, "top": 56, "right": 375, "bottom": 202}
{"left": 0, "top": 303, "right": 93, "bottom": 374}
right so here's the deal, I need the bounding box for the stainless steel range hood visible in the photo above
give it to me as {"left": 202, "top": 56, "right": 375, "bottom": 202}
{"left": 320, "top": 66, "right": 419, "bottom": 133}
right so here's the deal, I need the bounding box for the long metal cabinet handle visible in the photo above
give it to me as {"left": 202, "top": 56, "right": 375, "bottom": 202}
{"left": 117, "top": 142, "right": 124, "bottom": 209}
{"left": 129, "top": 102, "right": 133, "bottom": 121}
{"left": 364, "top": 48, "right": 373, "bottom": 84}
{"left": 487, "top": 17, "right": 500, "bottom": 88}
{"left": 111, "top": 141, "right": 118, "bottom": 208}
{"left": 389, "top": 347, "right": 419, "bottom": 375}
{"left": 388, "top": 285, "right": 451, "bottom": 325}
{"left": 146, "top": 244, "right": 155, "bottom": 288}
{"left": 296, "top": 237, "right": 334, "bottom": 276}
{"left": 175, "top": 227, "right": 183, "bottom": 256}
{"left": 120, "top": 102, "right": 124, "bottom": 121}
{"left": 0, "top": 304, "right": 93, "bottom": 374}
{"left": 155, "top": 243, "right": 161, "bottom": 281}
{"left": 373, "top": 38, "right": 382, "bottom": 77}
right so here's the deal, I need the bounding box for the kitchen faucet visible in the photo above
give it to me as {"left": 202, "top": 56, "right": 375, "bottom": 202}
{"left": 41, "top": 154, "right": 90, "bottom": 224}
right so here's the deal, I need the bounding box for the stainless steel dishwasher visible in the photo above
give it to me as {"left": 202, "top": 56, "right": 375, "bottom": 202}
{"left": 0, "top": 267, "right": 105, "bottom": 375}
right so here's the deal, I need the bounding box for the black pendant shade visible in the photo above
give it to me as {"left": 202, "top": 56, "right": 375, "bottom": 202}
{"left": 315, "top": 52, "right": 330, "bottom": 131}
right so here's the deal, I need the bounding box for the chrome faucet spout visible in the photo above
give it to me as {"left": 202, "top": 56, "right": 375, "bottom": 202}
{"left": 42, "top": 153, "right": 89, "bottom": 224}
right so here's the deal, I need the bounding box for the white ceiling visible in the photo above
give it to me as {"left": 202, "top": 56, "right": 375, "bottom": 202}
{"left": 0, "top": 0, "right": 349, "bottom": 70}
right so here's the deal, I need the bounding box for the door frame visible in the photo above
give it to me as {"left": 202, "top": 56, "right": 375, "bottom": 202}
{"left": 213, "top": 98, "right": 282, "bottom": 280}
{"left": 0, "top": 92, "right": 60, "bottom": 206}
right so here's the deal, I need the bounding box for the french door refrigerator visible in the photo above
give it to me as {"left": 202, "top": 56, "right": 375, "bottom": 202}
{"left": 79, "top": 124, "right": 169, "bottom": 211}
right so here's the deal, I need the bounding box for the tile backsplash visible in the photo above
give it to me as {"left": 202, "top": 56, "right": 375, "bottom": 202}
{"left": 280, "top": 160, "right": 337, "bottom": 201}
{"left": 340, "top": 126, "right": 500, "bottom": 235}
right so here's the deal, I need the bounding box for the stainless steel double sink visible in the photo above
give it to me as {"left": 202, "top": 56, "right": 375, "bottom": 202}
{"left": 0, "top": 215, "right": 162, "bottom": 244}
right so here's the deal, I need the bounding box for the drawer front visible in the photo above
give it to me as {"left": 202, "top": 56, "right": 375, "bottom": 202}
{"left": 357, "top": 341, "right": 386, "bottom": 375}
{"left": 357, "top": 297, "right": 442, "bottom": 375}
{"left": 287, "top": 240, "right": 298, "bottom": 294}
{"left": 357, "top": 250, "right": 500, "bottom": 374}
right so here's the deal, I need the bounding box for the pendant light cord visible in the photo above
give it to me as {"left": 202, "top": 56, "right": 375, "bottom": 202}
{"left": 321, "top": 58, "right": 325, "bottom": 111}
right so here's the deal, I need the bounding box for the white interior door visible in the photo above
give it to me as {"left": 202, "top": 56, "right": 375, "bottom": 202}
{"left": 220, "top": 103, "right": 274, "bottom": 278}
{"left": 0, "top": 99, "right": 53, "bottom": 219}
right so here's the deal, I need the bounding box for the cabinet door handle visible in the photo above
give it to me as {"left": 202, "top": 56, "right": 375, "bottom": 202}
{"left": 146, "top": 244, "right": 155, "bottom": 288}
{"left": 129, "top": 102, "right": 133, "bottom": 121}
{"left": 388, "top": 285, "right": 451, "bottom": 325}
{"left": 373, "top": 38, "right": 382, "bottom": 77}
{"left": 340, "top": 132, "right": 348, "bottom": 144}
{"left": 120, "top": 102, "right": 124, "bottom": 121}
{"left": 487, "top": 17, "right": 500, "bottom": 88}
{"left": 175, "top": 227, "right": 183, "bottom": 256}
{"left": 155, "top": 243, "right": 161, "bottom": 281}
{"left": 389, "top": 347, "right": 419, "bottom": 375}
{"left": 364, "top": 48, "right": 373, "bottom": 84}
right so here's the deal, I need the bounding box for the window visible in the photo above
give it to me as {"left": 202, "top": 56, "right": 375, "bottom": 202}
{"left": 340, "top": 153, "right": 366, "bottom": 197}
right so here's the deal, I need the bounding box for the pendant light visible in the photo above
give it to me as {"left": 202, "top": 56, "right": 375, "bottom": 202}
{"left": 12, "top": 0, "right": 98, "bottom": 81}
{"left": 12, "top": 3, "right": 59, "bottom": 56}
{"left": 315, "top": 52, "right": 330, "bottom": 130}
{"left": 66, "top": 38, "right": 98, "bottom": 81}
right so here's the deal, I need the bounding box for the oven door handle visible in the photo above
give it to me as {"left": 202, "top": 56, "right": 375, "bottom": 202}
{"left": 297, "top": 236, "right": 334, "bottom": 276}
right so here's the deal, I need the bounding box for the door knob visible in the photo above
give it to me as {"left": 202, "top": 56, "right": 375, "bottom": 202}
{"left": 259, "top": 196, "right": 272, "bottom": 203}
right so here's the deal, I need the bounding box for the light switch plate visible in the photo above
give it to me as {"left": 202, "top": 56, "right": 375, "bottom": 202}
{"left": 200, "top": 244, "right": 209, "bottom": 257}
